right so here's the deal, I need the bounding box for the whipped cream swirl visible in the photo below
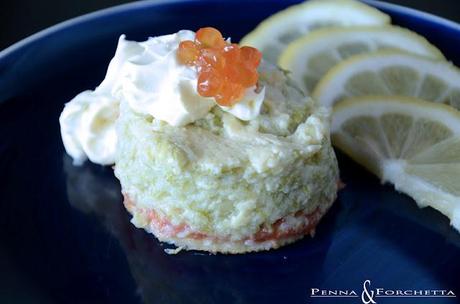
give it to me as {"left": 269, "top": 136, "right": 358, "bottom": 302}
{"left": 59, "top": 30, "right": 266, "bottom": 165}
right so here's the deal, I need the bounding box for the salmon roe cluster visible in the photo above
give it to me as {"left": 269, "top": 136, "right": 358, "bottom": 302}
{"left": 177, "top": 27, "right": 262, "bottom": 106}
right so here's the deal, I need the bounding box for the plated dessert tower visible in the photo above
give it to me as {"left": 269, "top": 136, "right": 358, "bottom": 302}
{"left": 60, "top": 27, "right": 339, "bottom": 253}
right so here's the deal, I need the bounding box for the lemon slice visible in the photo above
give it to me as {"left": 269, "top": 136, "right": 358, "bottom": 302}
{"left": 313, "top": 50, "right": 460, "bottom": 108}
{"left": 240, "top": 0, "right": 390, "bottom": 63}
{"left": 332, "top": 96, "right": 460, "bottom": 231}
{"left": 279, "top": 26, "right": 444, "bottom": 93}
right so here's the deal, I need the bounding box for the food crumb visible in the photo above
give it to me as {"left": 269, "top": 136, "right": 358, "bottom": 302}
{"left": 164, "top": 247, "right": 183, "bottom": 255}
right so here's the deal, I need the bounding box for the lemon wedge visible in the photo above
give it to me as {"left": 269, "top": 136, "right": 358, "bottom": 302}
{"left": 279, "top": 26, "right": 444, "bottom": 93}
{"left": 240, "top": 0, "right": 390, "bottom": 63}
{"left": 332, "top": 96, "right": 460, "bottom": 231}
{"left": 313, "top": 50, "right": 460, "bottom": 108}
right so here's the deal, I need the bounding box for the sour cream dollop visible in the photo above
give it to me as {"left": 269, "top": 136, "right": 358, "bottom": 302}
{"left": 59, "top": 30, "right": 266, "bottom": 165}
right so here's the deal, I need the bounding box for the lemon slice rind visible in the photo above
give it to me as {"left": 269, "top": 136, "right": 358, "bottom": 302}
{"left": 332, "top": 96, "right": 460, "bottom": 231}
{"left": 240, "top": 0, "right": 390, "bottom": 62}
{"left": 279, "top": 26, "right": 445, "bottom": 93}
{"left": 313, "top": 50, "right": 460, "bottom": 108}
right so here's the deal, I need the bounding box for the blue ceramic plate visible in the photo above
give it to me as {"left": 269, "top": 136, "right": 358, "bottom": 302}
{"left": 0, "top": 1, "right": 459, "bottom": 303}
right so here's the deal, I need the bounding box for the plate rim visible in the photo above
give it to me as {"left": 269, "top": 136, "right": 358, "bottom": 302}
{"left": 1, "top": 0, "right": 460, "bottom": 62}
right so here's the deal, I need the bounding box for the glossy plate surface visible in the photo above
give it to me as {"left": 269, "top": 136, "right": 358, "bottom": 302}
{"left": 0, "top": 1, "right": 459, "bottom": 303}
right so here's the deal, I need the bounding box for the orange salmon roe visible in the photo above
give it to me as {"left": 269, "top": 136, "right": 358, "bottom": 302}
{"left": 177, "top": 27, "right": 262, "bottom": 106}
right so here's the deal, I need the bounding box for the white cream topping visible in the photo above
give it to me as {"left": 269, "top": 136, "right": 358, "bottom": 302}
{"left": 220, "top": 86, "right": 266, "bottom": 121}
{"left": 59, "top": 91, "right": 119, "bottom": 165}
{"left": 59, "top": 30, "right": 265, "bottom": 165}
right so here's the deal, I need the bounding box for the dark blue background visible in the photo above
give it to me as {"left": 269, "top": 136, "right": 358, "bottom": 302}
{"left": 0, "top": 1, "right": 459, "bottom": 303}
{"left": 1, "top": 0, "right": 460, "bottom": 51}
